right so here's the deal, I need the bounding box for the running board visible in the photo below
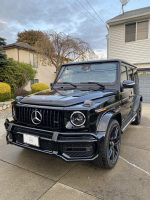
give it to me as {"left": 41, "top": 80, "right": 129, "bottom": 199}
{"left": 121, "top": 114, "right": 137, "bottom": 132}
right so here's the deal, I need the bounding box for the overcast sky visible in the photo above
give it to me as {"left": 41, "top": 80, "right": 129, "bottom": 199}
{"left": 0, "top": 0, "right": 150, "bottom": 58}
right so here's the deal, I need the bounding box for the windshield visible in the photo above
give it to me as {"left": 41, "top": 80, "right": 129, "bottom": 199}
{"left": 56, "top": 62, "right": 117, "bottom": 84}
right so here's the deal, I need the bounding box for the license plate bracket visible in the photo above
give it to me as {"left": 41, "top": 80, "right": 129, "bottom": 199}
{"left": 23, "top": 134, "right": 39, "bottom": 147}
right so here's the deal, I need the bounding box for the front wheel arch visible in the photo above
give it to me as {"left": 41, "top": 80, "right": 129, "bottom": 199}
{"left": 97, "top": 112, "right": 122, "bottom": 133}
{"left": 132, "top": 95, "right": 143, "bottom": 113}
{"left": 112, "top": 113, "right": 122, "bottom": 128}
{"left": 132, "top": 101, "right": 142, "bottom": 125}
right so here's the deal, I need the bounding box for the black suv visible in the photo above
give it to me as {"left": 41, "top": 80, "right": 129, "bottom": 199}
{"left": 5, "top": 59, "right": 142, "bottom": 169}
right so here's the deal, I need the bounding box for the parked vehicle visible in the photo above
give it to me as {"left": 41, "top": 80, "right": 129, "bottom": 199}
{"left": 5, "top": 59, "right": 142, "bottom": 168}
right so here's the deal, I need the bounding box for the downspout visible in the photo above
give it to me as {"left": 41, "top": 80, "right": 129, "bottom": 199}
{"left": 106, "top": 24, "right": 109, "bottom": 59}
{"left": 17, "top": 48, "right": 19, "bottom": 62}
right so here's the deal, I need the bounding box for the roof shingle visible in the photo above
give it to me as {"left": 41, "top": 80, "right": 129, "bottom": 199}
{"left": 4, "top": 42, "right": 36, "bottom": 51}
{"left": 107, "top": 6, "right": 150, "bottom": 25}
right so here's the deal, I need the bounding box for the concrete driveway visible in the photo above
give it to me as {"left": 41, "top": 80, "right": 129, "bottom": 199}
{"left": 0, "top": 104, "right": 150, "bottom": 200}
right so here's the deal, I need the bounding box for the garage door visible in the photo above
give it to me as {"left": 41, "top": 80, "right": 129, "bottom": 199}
{"left": 139, "top": 72, "right": 150, "bottom": 103}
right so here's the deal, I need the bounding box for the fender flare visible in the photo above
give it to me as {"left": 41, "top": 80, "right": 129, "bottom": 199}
{"left": 133, "top": 95, "right": 142, "bottom": 113}
{"left": 97, "top": 112, "right": 120, "bottom": 132}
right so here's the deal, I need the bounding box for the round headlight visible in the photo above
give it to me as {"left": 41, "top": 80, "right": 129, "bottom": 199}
{"left": 70, "top": 111, "right": 86, "bottom": 127}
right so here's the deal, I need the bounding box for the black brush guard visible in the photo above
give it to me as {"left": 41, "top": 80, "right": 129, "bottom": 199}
{"left": 5, "top": 119, "right": 105, "bottom": 161}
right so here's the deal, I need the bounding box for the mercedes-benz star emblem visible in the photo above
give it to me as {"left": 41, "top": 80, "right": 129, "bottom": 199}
{"left": 31, "top": 110, "right": 42, "bottom": 125}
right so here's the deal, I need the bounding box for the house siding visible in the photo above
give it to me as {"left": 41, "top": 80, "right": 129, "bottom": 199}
{"left": 108, "top": 19, "right": 150, "bottom": 67}
{"left": 5, "top": 48, "right": 18, "bottom": 61}
{"left": 5, "top": 48, "right": 56, "bottom": 91}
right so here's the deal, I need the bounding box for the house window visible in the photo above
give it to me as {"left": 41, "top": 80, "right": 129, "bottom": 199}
{"left": 31, "top": 79, "right": 39, "bottom": 85}
{"left": 125, "top": 23, "right": 136, "bottom": 42}
{"left": 125, "top": 20, "right": 149, "bottom": 42}
{"left": 137, "top": 21, "right": 148, "bottom": 40}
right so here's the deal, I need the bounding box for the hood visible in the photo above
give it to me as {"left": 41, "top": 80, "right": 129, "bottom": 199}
{"left": 20, "top": 89, "right": 115, "bottom": 107}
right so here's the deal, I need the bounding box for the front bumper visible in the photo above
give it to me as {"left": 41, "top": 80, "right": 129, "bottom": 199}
{"left": 5, "top": 119, "right": 105, "bottom": 161}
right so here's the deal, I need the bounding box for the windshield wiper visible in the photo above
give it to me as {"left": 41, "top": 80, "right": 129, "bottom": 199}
{"left": 57, "top": 82, "right": 77, "bottom": 88}
{"left": 51, "top": 87, "right": 65, "bottom": 95}
{"left": 79, "top": 82, "right": 105, "bottom": 90}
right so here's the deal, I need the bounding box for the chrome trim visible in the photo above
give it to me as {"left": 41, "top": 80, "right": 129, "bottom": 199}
{"left": 31, "top": 110, "right": 42, "bottom": 125}
{"left": 70, "top": 111, "right": 86, "bottom": 127}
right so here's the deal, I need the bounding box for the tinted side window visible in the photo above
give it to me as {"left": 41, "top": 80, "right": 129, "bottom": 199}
{"left": 121, "top": 66, "right": 127, "bottom": 82}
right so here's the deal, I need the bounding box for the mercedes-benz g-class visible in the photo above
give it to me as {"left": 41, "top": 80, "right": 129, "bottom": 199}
{"left": 5, "top": 59, "right": 142, "bottom": 168}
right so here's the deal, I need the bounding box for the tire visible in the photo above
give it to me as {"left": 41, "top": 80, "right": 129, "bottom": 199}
{"left": 132, "top": 102, "right": 142, "bottom": 125}
{"left": 94, "top": 119, "right": 121, "bottom": 169}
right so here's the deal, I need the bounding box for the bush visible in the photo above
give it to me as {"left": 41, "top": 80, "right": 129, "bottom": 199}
{"left": 0, "top": 82, "right": 11, "bottom": 102}
{"left": 31, "top": 82, "right": 49, "bottom": 93}
{"left": 0, "top": 58, "right": 36, "bottom": 93}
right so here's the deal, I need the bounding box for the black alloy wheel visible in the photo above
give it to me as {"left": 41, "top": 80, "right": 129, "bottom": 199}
{"left": 94, "top": 119, "right": 121, "bottom": 169}
{"left": 108, "top": 125, "right": 120, "bottom": 164}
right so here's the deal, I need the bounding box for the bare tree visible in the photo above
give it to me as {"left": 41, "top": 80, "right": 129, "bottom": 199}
{"left": 36, "top": 32, "right": 96, "bottom": 71}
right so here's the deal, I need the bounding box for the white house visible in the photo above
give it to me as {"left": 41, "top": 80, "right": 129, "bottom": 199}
{"left": 107, "top": 7, "right": 150, "bottom": 102}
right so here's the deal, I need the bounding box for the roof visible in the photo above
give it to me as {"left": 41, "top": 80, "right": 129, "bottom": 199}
{"left": 4, "top": 42, "right": 36, "bottom": 51}
{"left": 62, "top": 59, "right": 137, "bottom": 69}
{"left": 107, "top": 6, "right": 150, "bottom": 26}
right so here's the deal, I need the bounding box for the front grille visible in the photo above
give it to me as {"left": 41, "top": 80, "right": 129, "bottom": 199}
{"left": 15, "top": 106, "right": 62, "bottom": 130}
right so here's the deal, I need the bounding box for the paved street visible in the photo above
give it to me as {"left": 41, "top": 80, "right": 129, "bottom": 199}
{"left": 0, "top": 104, "right": 150, "bottom": 200}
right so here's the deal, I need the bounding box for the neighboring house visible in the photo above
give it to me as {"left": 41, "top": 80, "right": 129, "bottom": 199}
{"left": 107, "top": 7, "right": 150, "bottom": 102}
{"left": 4, "top": 42, "right": 56, "bottom": 90}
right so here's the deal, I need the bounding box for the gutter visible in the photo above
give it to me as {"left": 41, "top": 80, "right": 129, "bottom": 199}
{"left": 107, "top": 13, "right": 150, "bottom": 26}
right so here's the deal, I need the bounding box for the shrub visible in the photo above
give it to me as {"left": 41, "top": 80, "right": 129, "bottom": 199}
{"left": 0, "top": 82, "right": 11, "bottom": 102}
{"left": 0, "top": 58, "right": 36, "bottom": 93}
{"left": 31, "top": 82, "right": 49, "bottom": 93}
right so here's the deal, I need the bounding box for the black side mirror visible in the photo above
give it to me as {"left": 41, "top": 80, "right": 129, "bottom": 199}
{"left": 122, "top": 80, "right": 135, "bottom": 88}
